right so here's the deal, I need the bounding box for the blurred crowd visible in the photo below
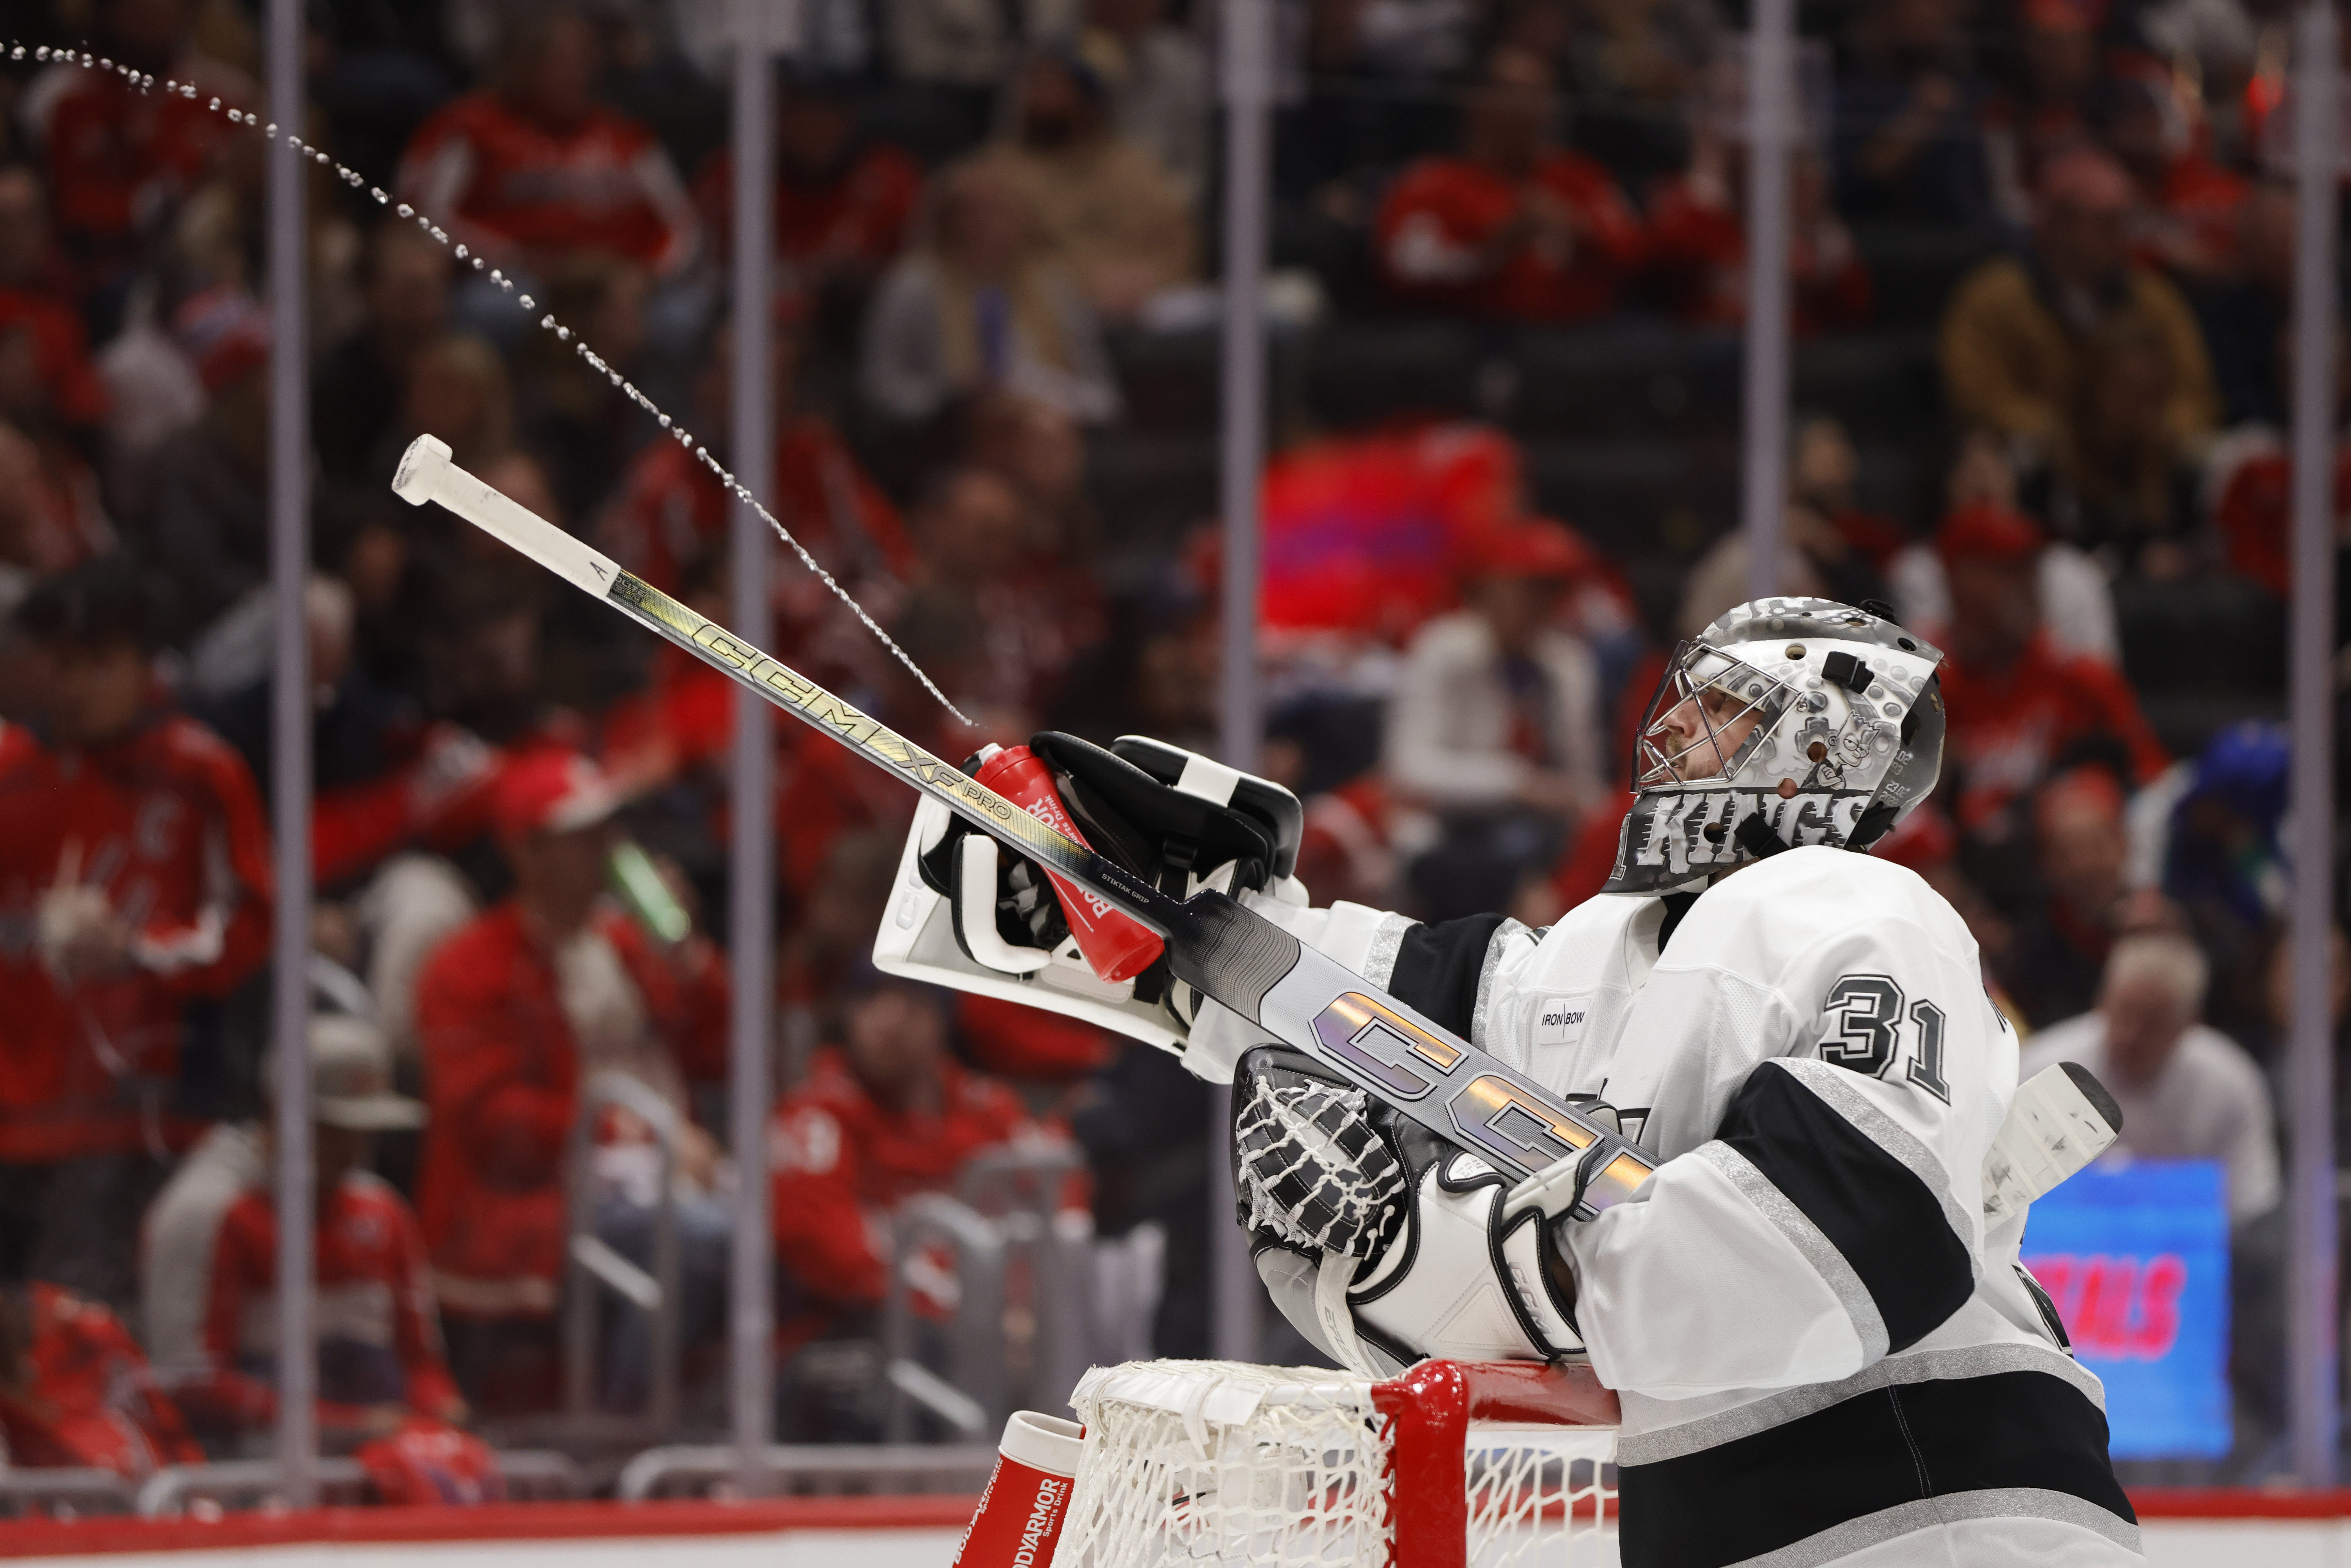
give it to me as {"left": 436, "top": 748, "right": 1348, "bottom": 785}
{"left": 0, "top": 0, "right": 2342, "bottom": 1497}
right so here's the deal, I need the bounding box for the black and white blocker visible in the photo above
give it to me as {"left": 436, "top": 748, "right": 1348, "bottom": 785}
{"left": 881, "top": 597, "right": 2139, "bottom": 1568}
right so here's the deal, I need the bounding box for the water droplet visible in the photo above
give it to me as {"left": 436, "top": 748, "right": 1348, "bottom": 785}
{"left": 372, "top": 188, "right": 388, "bottom": 204}
{"left": 453, "top": 244, "right": 468, "bottom": 260}
{"left": 264, "top": 123, "right": 278, "bottom": 138}
{"left": 517, "top": 296, "right": 533, "bottom": 310}
{"left": 33, "top": 46, "right": 47, "bottom": 60}
{"left": 209, "top": 97, "right": 221, "bottom": 111}
{"left": 658, "top": 413, "right": 671, "bottom": 427}
{"left": 472, "top": 256, "right": 485, "bottom": 269}
{"left": 555, "top": 326, "right": 569, "bottom": 340}
{"left": 540, "top": 315, "right": 556, "bottom": 329}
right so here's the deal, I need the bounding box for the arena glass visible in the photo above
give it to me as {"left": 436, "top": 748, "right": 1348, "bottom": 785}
{"left": 393, "top": 432, "right": 1655, "bottom": 1212}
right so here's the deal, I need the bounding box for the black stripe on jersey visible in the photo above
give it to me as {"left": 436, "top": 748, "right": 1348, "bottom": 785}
{"left": 1618, "top": 1369, "right": 2135, "bottom": 1568}
{"left": 1717, "top": 1063, "right": 1974, "bottom": 1352}
{"left": 1385, "top": 913, "right": 1510, "bottom": 1035}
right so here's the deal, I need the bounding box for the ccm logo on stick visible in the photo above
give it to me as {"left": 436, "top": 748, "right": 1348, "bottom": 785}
{"left": 1312, "top": 992, "right": 1464, "bottom": 1100}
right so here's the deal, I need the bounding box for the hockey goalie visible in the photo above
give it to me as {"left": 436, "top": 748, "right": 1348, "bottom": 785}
{"left": 882, "top": 596, "right": 2141, "bottom": 1568}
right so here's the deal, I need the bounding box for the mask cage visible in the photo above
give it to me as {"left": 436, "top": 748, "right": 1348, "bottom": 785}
{"left": 1632, "top": 642, "right": 1795, "bottom": 790}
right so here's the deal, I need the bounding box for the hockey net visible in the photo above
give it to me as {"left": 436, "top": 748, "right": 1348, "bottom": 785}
{"left": 1052, "top": 1358, "right": 1619, "bottom": 1568}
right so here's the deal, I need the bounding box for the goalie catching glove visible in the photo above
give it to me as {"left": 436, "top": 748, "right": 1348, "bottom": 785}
{"left": 872, "top": 732, "right": 1308, "bottom": 1069}
{"left": 1232, "top": 1045, "right": 1588, "bottom": 1378}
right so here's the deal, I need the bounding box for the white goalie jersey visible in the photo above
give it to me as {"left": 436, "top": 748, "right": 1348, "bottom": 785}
{"left": 1229, "top": 845, "right": 2142, "bottom": 1568}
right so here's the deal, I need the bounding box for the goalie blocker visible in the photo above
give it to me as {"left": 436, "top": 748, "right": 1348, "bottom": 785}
{"left": 874, "top": 730, "right": 1309, "bottom": 1068}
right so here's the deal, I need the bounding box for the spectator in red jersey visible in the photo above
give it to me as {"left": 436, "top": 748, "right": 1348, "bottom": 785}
{"left": 37, "top": 0, "right": 240, "bottom": 303}
{"left": 0, "top": 255, "right": 114, "bottom": 585}
{"left": 2096, "top": 71, "right": 2248, "bottom": 287}
{"left": 693, "top": 69, "right": 923, "bottom": 303}
{"left": 597, "top": 303, "right": 912, "bottom": 683}
{"left": 1647, "top": 130, "right": 1872, "bottom": 336}
{"left": 1930, "top": 503, "right": 2168, "bottom": 846}
{"left": 0, "top": 283, "right": 110, "bottom": 438}
{"left": 395, "top": 7, "right": 699, "bottom": 284}
{"left": 769, "top": 969, "right": 1064, "bottom": 1431}
{"left": 2207, "top": 345, "right": 2351, "bottom": 600}
{"left": 413, "top": 750, "right": 729, "bottom": 1413}
{"left": 193, "top": 574, "right": 500, "bottom": 895}
{"left": 1373, "top": 46, "right": 1646, "bottom": 322}
{"left": 176, "top": 1015, "right": 465, "bottom": 1446}
{"left": 0, "top": 560, "right": 272, "bottom": 1314}
{"left": 0, "top": 163, "right": 80, "bottom": 309}
{"left": 0, "top": 1281, "right": 200, "bottom": 1475}
{"left": 2000, "top": 766, "right": 2173, "bottom": 1028}
{"left": 0, "top": 418, "right": 111, "bottom": 587}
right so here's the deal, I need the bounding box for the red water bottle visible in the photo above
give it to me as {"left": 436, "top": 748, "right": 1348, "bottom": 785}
{"left": 950, "top": 1411, "right": 1084, "bottom": 1568}
{"left": 973, "top": 744, "right": 1165, "bottom": 983}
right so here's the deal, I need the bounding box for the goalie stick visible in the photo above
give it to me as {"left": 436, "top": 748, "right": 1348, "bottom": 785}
{"left": 392, "top": 433, "right": 1657, "bottom": 1212}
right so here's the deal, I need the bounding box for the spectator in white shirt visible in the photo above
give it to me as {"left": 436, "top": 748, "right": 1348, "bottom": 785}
{"left": 2021, "top": 930, "right": 2280, "bottom": 1225}
{"left": 1384, "top": 519, "right": 1602, "bottom": 919}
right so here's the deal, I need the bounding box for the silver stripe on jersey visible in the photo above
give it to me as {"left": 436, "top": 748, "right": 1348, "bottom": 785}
{"left": 1617, "top": 1341, "right": 2108, "bottom": 1465}
{"left": 1471, "top": 917, "right": 1530, "bottom": 1053}
{"left": 1775, "top": 1057, "right": 1981, "bottom": 1266}
{"left": 1723, "top": 1487, "right": 2142, "bottom": 1568}
{"left": 1695, "top": 1141, "right": 1889, "bottom": 1366}
{"left": 1362, "top": 911, "right": 1413, "bottom": 990}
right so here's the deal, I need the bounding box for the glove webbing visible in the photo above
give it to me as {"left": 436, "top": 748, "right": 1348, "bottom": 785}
{"left": 1234, "top": 1081, "right": 1406, "bottom": 1258}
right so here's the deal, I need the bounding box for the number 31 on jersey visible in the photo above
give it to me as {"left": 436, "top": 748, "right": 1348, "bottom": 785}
{"left": 1820, "top": 974, "right": 1951, "bottom": 1103}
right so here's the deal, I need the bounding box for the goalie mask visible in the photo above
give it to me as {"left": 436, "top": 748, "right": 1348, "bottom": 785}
{"left": 1603, "top": 597, "right": 1946, "bottom": 894}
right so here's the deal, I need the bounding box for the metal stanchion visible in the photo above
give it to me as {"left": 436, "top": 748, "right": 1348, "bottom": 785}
{"left": 1739, "top": 0, "right": 1794, "bottom": 601}
{"left": 2286, "top": 0, "right": 2341, "bottom": 1491}
{"left": 265, "top": 0, "right": 314, "bottom": 1512}
{"left": 728, "top": 0, "right": 787, "bottom": 1498}
{"left": 1212, "top": 0, "right": 1276, "bottom": 1365}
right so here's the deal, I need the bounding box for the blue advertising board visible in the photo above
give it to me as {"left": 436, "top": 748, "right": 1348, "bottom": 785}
{"left": 2019, "top": 1159, "right": 2231, "bottom": 1459}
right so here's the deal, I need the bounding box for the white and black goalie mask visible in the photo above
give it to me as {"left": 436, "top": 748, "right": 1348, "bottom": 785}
{"left": 1604, "top": 597, "right": 1946, "bottom": 894}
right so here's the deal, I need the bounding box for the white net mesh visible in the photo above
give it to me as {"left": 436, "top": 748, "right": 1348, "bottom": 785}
{"left": 1054, "top": 1360, "right": 1617, "bottom": 1567}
